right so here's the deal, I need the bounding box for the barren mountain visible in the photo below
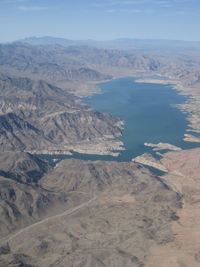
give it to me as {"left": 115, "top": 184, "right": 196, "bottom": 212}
{"left": 0, "top": 151, "right": 50, "bottom": 184}
{"left": 1, "top": 42, "right": 200, "bottom": 95}
{"left": 0, "top": 153, "right": 182, "bottom": 267}
{"left": 0, "top": 152, "right": 93, "bottom": 240}
{"left": 0, "top": 74, "right": 123, "bottom": 154}
{"left": 0, "top": 43, "right": 161, "bottom": 91}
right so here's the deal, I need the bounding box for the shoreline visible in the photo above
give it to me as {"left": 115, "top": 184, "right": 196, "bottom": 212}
{"left": 33, "top": 73, "right": 200, "bottom": 161}
{"left": 134, "top": 75, "right": 200, "bottom": 139}
{"left": 27, "top": 139, "right": 125, "bottom": 158}
{"left": 93, "top": 73, "right": 200, "bottom": 146}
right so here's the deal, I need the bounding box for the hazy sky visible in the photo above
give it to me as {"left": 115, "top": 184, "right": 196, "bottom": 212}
{"left": 0, "top": 0, "right": 199, "bottom": 42}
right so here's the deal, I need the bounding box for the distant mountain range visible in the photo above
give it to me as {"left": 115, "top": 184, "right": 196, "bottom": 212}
{"left": 0, "top": 42, "right": 161, "bottom": 91}
{"left": 17, "top": 36, "right": 200, "bottom": 52}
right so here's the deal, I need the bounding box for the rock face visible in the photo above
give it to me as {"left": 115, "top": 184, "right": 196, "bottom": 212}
{"left": 0, "top": 154, "right": 182, "bottom": 267}
{"left": 0, "top": 74, "right": 123, "bottom": 154}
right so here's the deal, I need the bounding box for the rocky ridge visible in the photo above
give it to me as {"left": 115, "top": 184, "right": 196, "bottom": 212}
{"left": 0, "top": 152, "right": 182, "bottom": 267}
{"left": 0, "top": 43, "right": 161, "bottom": 95}
{"left": 0, "top": 74, "right": 123, "bottom": 154}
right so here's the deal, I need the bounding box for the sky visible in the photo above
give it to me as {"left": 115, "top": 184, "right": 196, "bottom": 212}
{"left": 0, "top": 0, "right": 200, "bottom": 42}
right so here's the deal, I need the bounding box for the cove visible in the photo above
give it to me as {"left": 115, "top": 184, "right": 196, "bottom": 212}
{"left": 38, "top": 77, "right": 199, "bottom": 166}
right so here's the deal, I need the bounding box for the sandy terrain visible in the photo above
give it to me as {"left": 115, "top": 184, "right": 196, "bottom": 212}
{"left": 145, "top": 148, "right": 200, "bottom": 267}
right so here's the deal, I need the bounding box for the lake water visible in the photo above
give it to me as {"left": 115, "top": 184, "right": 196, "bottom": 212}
{"left": 38, "top": 77, "right": 199, "bottom": 165}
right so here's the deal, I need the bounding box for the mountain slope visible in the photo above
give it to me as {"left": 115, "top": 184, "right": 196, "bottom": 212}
{"left": 0, "top": 152, "right": 93, "bottom": 240}
{"left": 0, "top": 43, "right": 161, "bottom": 89}
{"left": 0, "top": 74, "right": 123, "bottom": 154}
{"left": 0, "top": 151, "right": 50, "bottom": 183}
{"left": 0, "top": 156, "right": 182, "bottom": 267}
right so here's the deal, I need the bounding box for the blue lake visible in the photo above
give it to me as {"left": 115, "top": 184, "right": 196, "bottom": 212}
{"left": 38, "top": 77, "right": 199, "bottom": 165}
